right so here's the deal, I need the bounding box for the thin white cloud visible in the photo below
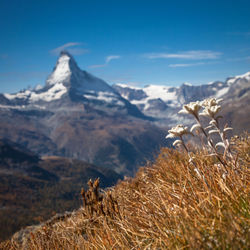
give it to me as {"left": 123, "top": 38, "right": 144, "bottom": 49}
{"left": 89, "top": 55, "right": 121, "bottom": 69}
{"left": 169, "top": 62, "right": 205, "bottom": 68}
{"left": 50, "top": 42, "right": 89, "bottom": 55}
{"left": 105, "top": 55, "right": 121, "bottom": 64}
{"left": 144, "top": 50, "right": 221, "bottom": 60}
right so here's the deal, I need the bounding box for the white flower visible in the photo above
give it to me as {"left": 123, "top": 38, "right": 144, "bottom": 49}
{"left": 178, "top": 101, "right": 202, "bottom": 117}
{"left": 200, "top": 98, "right": 222, "bottom": 118}
{"left": 200, "top": 105, "right": 221, "bottom": 118}
{"left": 166, "top": 125, "right": 191, "bottom": 139}
{"left": 202, "top": 98, "right": 223, "bottom": 108}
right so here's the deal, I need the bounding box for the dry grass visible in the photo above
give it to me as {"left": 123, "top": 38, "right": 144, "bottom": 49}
{"left": 1, "top": 134, "right": 249, "bottom": 249}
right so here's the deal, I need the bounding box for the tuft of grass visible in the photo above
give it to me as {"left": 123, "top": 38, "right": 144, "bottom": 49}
{"left": 1, "top": 134, "right": 249, "bottom": 249}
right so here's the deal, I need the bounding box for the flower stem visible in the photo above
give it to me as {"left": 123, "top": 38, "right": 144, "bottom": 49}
{"left": 194, "top": 117, "right": 227, "bottom": 171}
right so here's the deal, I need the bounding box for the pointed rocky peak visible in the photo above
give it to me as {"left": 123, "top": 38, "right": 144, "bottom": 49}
{"left": 45, "top": 50, "right": 116, "bottom": 94}
{"left": 46, "top": 50, "right": 81, "bottom": 87}
{"left": 60, "top": 50, "right": 73, "bottom": 58}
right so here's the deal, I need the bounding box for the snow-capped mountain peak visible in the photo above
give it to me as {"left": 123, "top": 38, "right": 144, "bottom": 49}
{"left": 46, "top": 50, "right": 79, "bottom": 87}
{"left": 2, "top": 51, "right": 145, "bottom": 117}
{"left": 46, "top": 50, "right": 116, "bottom": 96}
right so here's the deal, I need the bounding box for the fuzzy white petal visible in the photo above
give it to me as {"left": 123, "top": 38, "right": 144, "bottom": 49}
{"left": 215, "top": 142, "right": 226, "bottom": 149}
{"left": 209, "top": 120, "right": 217, "bottom": 125}
{"left": 173, "top": 140, "right": 182, "bottom": 146}
{"left": 223, "top": 127, "right": 233, "bottom": 132}
{"left": 178, "top": 109, "right": 189, "bottom": 114}
{"left": 199, "top": 112, "right": 209, "bottom": 117}
{"left": 205, "top": 125, "right": 213, "bottom": 130}
{"left": 166, "top": 133, "right": 175, "bottom": 139}
{"left": 208, "top": 129, "right": 220, "bottom": 135}
{"left": 190, "top": 124, "right": 201, "bottom": 133}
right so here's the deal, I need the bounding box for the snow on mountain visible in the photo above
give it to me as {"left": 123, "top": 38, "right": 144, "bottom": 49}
{"left": 226, "top": 71, "right": 250, "bottom": 85}
{"left": 46, "top": 52, "right": 72, "bottom": 86}
{"left": 143, "top": 85, "right": 177, "bottom": 103}
{"left": 31, "top": 83, "right": 67, "bottom": 102}
{"left": 4, "top": 89, "right": 32, "bottom": 100}
{"left": 215, "top": 86, "right": 230, "bottom": 98}
{"left": 182, "top": 82, "right": 193, "bottom": 86}
{"left": 83, "top": 91, "right": 124, "bottom": 106}
{"left": 4, "top": 83, "right": 67, "bottom": 103}
{"left": 113, "top": 84, "right": 180, "bottom": 111}
{"left": 130, "top": 85, "right": 178, "bottom": 110}
{"left": 34, "top": 84, "right": 43, "bottom": 91}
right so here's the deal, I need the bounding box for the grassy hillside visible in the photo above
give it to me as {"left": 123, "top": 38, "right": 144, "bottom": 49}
{"left": 1, "top": 134, "right": 249, "bottom": 249}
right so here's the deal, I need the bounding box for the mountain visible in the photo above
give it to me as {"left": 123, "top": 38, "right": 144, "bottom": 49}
{"left": 0, "top": 51, "right": 167, "bottom": 175}
{"left": 0, "top": 139, "right": 121, "bottom": 241}
{"left": 113, "top": 71, "right": 250, "bottom": 131}
{"left": 2, "top": 51, "right": 144, "bottom": 118}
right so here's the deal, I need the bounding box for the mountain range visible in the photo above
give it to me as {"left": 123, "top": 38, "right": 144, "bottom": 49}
{"left": 113, "top": 71, "right": 250, "bottom": 132}
{"left": 0, "top": 52, "right": 249, "bottom": 175}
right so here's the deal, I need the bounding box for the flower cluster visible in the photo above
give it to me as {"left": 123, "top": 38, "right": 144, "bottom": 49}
{"left": 178, "top": 101, "right": 202, "bottom": 119}
{"left": 166, "top": 97, "right": 234, "bottom": 173}
{"left": 200, "top": 98, "right": 223, "bottom": 119}
{"left": 166, "top": 125, "right": 191, "bottom": 139}
{"left": 166, "top": 125, "right": 192, "bottom": 148}
{"left": 201, "top": 98, "right": 223, "bottom": 107}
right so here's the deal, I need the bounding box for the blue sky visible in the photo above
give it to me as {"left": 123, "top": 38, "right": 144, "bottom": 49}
{"left": 0, "top": 0, "right": 250, "bottom": 93}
